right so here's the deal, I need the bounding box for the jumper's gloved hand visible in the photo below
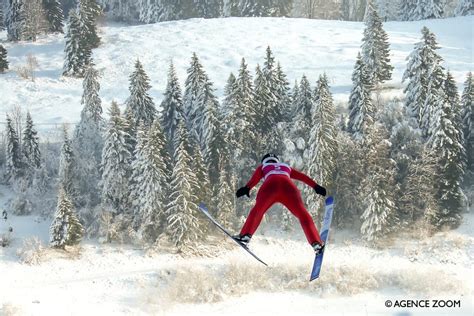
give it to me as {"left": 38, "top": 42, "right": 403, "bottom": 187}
{"left": 314, "top": 184, "right": 327, "bottom": 196}
{"left": 236, "top": 186, "right": 250, "bottom": 198}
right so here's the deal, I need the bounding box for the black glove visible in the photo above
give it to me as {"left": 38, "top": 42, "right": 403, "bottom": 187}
{"left": 236, "top": 186, "right": 250, "bottom": 198}
{"left": 314, "top": 184, "right": 327, "bottom": 196}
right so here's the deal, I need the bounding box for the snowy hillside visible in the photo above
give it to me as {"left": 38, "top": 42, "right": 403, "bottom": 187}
{"left": 0, "top": 16, "right": 473, "bottom": 134}
{"left": 0, "top": 181, "right": 473, "bottom": 315}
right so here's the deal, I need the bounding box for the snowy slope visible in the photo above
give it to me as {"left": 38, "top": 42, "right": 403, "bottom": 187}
{"left": 0, "top": 16, "right": 473, "bottom": 135}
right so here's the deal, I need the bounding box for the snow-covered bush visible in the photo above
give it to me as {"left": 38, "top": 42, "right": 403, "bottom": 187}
{"left": 15, "top": 54, "right": 39, "bottom": 81}
{"left": 16, "top": 237, "right": 45, "bottom": 265}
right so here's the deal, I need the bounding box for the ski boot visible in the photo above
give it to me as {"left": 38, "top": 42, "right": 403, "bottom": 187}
{"left": 312, "top": 242, "right": 325, "bottom": 255}
{"left": 233, "top": 233, "right": 252, "bottom": 246}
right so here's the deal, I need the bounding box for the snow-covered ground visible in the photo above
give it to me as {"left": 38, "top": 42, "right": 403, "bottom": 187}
{"left": 0, "top": 184, "right": 473, "bottom": 315}
{"left": 0, "top": 16, "right": 473, "bottom": 136}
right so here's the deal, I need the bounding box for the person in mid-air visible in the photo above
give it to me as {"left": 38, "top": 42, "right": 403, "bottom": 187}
{"left": 234, "top": 153, "right": 327, "bottom": 254}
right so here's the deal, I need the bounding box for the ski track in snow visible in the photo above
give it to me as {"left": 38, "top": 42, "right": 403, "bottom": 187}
{"left": 0, "top": 16, "right": 473, "bottom": 137}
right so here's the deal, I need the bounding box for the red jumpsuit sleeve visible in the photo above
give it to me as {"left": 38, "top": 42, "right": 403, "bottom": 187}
{"left": 290, "top": 168, "right": 317, "bottom": 188}
{"left": 245, "top": 165, "right": 264, "bottom": 189}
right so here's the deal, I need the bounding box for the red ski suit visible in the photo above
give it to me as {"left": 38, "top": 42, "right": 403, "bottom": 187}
{"left": 240, "top": 163, "right": 322, "bottom": 245}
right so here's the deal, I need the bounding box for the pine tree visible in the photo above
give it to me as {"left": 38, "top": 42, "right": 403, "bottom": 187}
{"left": 42, "top": 0, "right": 64, "bottom": 33}
{"left": 22, "top": 112, "right": 41, "bottom": 170}
{"left": 4, "top": 115, "right": 22, "bottom": 181}
{"left": 77, "top": 0, "right": 101, "bottom": 49}
{"left": 50, "top": 188, "right": 84, "bottom": 249}
{"left": 63, "top": 10, "right": 92, "bottom": 77}
{"left": 130, "top": 121, "right": 168, "bottom": 241}
{"left": 59, "top": 126, "right": 77, "bottom": 201}
{"left": 125, "top": 59, "right": 156, "bottom": 128}
{"left": 361, "top": 1, "right": 393, "bottom": 86}
{"left": 73, "top": 66, "right": 104, "bottom": 207}
{"left": 183, "top": 53, "right": 207, "bottom": 137}
{"left": 0, "top": 45, "right": 9, "bottom": 73}
{"left": 6, "top": 0, "right": 25, "bottom": 41}
{"left": 360, "top": 123, "right": 397, "bottom": 242}
{"left": 455, "top": 0, "right": 473, "bottom": 16}
{"left": 215, "top": 167, "right": 234, "bottom": 229}
{"left": 191, "top": 141, "right": 211, "bottom": 213}
{"left": 421, "top": 54, "right": 445, "bottom": 139}
{"left": 221, "top": 72, "right": 241, "bottom": 169}
{"left": 427, "top": 79, "right": 465, "bottom": 229}
{"left": 305, "top": 74, "right": 337, "bottom": 216}
{"left": 348, "top": 52, "right": 374, "bottom": 139}
{"left": 274, "top": 61, "right": 291, "bottom": 122}
{"left": 166, "top": 120, "right": 201, "bottom": 250}
{"left": 398, "top": 0, "right": 417, "bottom": 21}
{"left": 22, "top": 0, "right": 48, "bottom": 41}
{"left": 413, "top": 0, "right": 444, "bottom": 20}
{"left": 100, "top": 101, "right": 132, "bottom": 213}
{"left": 461, "top": 72, "right": 474, "bottom": 176}
{"left": 161, "top": 62, "right": 183, "bottom": 150}
{"left": 0, "top": 4, "right": 4, "bottom": 31}
{"left": 293, "top": 75, "right": 313, "bottom": 142}
{"left": 403, "top": 27, "right": 443, "bottom": 129}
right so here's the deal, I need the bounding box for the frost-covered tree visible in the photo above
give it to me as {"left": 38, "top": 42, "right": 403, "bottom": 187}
{"left": 125, "top": 59, "right": 156, "bottom": 128}
{"left": 183, "top": 53, "right": 207, "bottom": 136}
{"left": 293, "top": 75, "right": 313, "bottom": 142}
{"left": 305, "top": 74, "right": 337, "bottom": 215}
{"left": 73, "top": 66, "right": 104, "bottom": 207}
{"left": 22, "top": 112, "right": 41, "bottom": 170}
{"left": 166, "top": 120, "right": 201, "bottom": 250}
{"left": 63, "top": 10, "right": 92, "bottom": 77}
{"left": 50, "top": 189, "right": 84, "bottom": 248}
{"left": 215, "top": 166, "right": 234, "bottom": 228}
{"left": 161, "top": 62, "right": 183, "bottom": 150}
{"left": 4, "top": 115, "right": 22, "bottom": 181}
{"left": 348, "top": 52, "right": 374, "bottom": 138}
{"left": 0, "top": 5, "right": 3, "bottom": 31}
{"left": 221, "top": 73, "right": 242, "bottom": 168}
{"left": 6, "top": 0, "right": 25, "bottom": 41}
{"left": 59, "top": 126, "right": 77, "bottom": 202}
{"left": 427, "top": 80, "right": 465, "bottom": 229}
{"left": 361, "top": 1, "right": 393, "bottom": 86}
{"left": 78, "top": 0, "right": 101, "bottom": 49}
{"left": 455, "top": 0, "right": 473, "bottom": 16}
{"left": 413, "top": 0, "right": 445, "bottom": 20}
{"left": 461, "top": 72, "right": 474, "bottom": 176}
{"left": 398, "top": 0, "right": 417, "bottom": 21}
{"left": 100, "top": 101, "right": 132, "bottom": 213}
{"left": 403, "top": 27, "right": 443, "bottom": 129}
{"left": 42, "top": 0, "right": 64, "bottom": 33}
{"left": 231, "top": 0, "right": 293, "bottom": 17}
{"left": 360, "top": 123, "right": 397, "bottom": 242}
{"left": 191, "top": 141, "right": 211, "bottom": 212}
{"left": 130, "top": 121, "right": 168, "bottom": 241}
{"left": 0, "top": 45, "right": 9, "bottom": 73}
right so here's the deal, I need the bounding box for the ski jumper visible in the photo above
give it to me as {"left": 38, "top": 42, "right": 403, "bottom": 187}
{"left": 240, "top": 162, "right": 322, "bottom": 245}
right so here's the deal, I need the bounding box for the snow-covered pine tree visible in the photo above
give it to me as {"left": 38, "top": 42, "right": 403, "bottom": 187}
{"left": 427, "top": 78, "right": 465, "bottom": 229}
{"left": 0, "top": 45, "right": 9, "bottom": 73}
{"left": 361, "top": 0, "right": 393, "bottom": 86}
{"left": 73, "top": 66, "right": 104, "bottom": 207}
{"left": 399, "top": 145, "right": 439, "bottom": 229}
{"left": 287, "top": 79, "right": 299, "bottom": 122}
{"left": 360, "top": 123, "right": 397, "bottom": 243}
{"left": 123, "top": 109, "right": 138, "bottom": 160}
{"left": 77, "top": 0, "right": 101, "bottom": 49}
{"left": 125, "top": 59, "right": 156, "bottom": 128}
{"left": 59, "top": 126, "right": 77, "bottom": 202}
{"left": 22, "top": 111, "right": 41, "bottom": 171}
{"left": 403, "top": 26, "right": 442, "bottom": 129}
{"left": 275, "top": 61, "right": 291, "bottom": 122}
{"left": 455, "top": 0, "right": 473, "bottom": 16}
{"left": 42, "top": 0, "right": 64, "bottom": 33}
{"left": 413, "top": 0, "right": 444, "bottom": 20}
{"left": 166, "top": 120, "right": 201, "bottom": 250}
{"left": 461, "top": 72, "right": 474, "bottom": 176}
{"left": 63, "top": 10, "right": 92, "bottom": 77}
{"left": 183, "top": 53, "right": 207, "bottom": 137}
{"left": 50, "top": 188, "right": 84, "bottom": 248}
{"left": 4, "top": 115, "right": 22, "bottom": 182}
{"left": 293, "top": 75, "right": 313, "bottom": 147}
{"left": 348, "top": 52, "right": 374, "bottom": 139}
{"left": 444, "top": 71, "right": 464, "bottom": 160}
{"left": 305, "top": 74, "right": 337, "bottom": 216}
{"left": 5, "top": 0, "right": 25, "bottom": 41}
{"left": 398, "top": 0, "right": 417, "bottom": 21}
{"left": 100, "top": 101, "right": 132, "bottom": 213}
{"left": 215, "top": 166, "right": 234, "bottom": 229}
{"left": 161, "top": 62, "right": 183, "bottom": 151}
{"left": 0, "top": 4, "right": 3, "bottom": 31}
{"left": 130, "top": 120, "right": 168, "bottom": 241}
{"left": 191, "top": 141, "right": 211, "bottom": 213}
{"left": 221, "top": 72, "right": 242, "bottom": 170}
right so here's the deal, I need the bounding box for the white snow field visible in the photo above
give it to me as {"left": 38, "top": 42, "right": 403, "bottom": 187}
{"left": 0, "top": 16, "right": 473, "bottom": 134}
{"left": 0, "top": 182, "right": 473, "bottom": 316}
{"left": 0, "top": 16, "right": 473, "bottom": 315}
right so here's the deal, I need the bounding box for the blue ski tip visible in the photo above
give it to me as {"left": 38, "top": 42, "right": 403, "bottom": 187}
{"left": 199, "top": 203, "right": 208, "bottom": 210}
{"left": 325, "top": 196, "right": 334, "bottom": 205}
